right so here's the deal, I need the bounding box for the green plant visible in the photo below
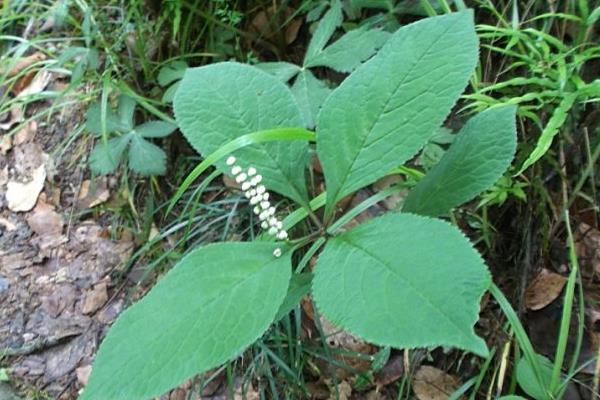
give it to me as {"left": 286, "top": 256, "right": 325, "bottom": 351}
{"left": 81, "top": 10, "right": 518, "bottom": 399}
{"left": 86, "top": 95, "right": 177, "bottom": 176}
{"left": 256, "top": 0, "right": 389, "bottom": 128}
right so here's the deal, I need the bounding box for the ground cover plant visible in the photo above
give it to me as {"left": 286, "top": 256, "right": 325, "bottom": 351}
{"left": 1, "top": 1, "right": 599, "bottom": 399}
{"left": 80, "top": 10, "right": 520, "bottom": 399}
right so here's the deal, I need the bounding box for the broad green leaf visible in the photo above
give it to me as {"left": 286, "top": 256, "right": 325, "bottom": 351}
{"left": 516, "top": 354, "right": 554, "bottom": 399}
{"left": 304, "top": 0, "right": 343, "bottom": 65}
{"left": 316, "top": 11, "right": 479, "bottom": 218}
{"left": 403, "top": 106, "right": 517, "bottom": 216}
{"left": 304, "top": 27, "right": 390, "bottom": 72}
{"left": 312, "top": 212, "right": 490, "bottom": 356}
{"left": 157, "top": 60, "right": 188, "bottom": 86}
{"left": 128, "top": 135, "right": 166, "bottom": 176}
{"left": 81, "top": 242, "right": 292, "bottom": 400}
{"left": 85, "top": 102, "right": 125, "bottom": 136}
{"left": 254, "top": 62, "right": 301, "bottom": 82}
{"left": 135, "top": 121, "right": 177, "bottom": 138}
{"left": 274, "top": 272, "right": 312, "bottom": 321}
{"left": 173, "top": 62, "right": 309, "bottom": 205}
{"left": 518, "top": 93, "right": 577, "bottom": 173}
{"left": 291, "top": 70, "right": 332, "bottom": 129}
{"left": 89, "top": 134, "right": 132, "bottom": 174}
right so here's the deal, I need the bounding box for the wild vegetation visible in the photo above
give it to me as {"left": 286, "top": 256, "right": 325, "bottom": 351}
{"left": 0, "top": 1, "right": 599, "bottom": 399}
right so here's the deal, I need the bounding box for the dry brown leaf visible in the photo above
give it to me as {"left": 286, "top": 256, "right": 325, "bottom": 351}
{"left": 17, "top": 70, "right": 52, "bottom": 97}
{"left": 525, "top": 269, "right": 568, "bottom": 310}
{"left": 575, "top": 222, "right": 600, "bottom": 276}
{"left": 413, "top": 366, "right": 461, "bottom": 400}
{"left": 77, "top": 179, "right": 110, "bottom": 208}
{"left": 0, "top": 52, "right": 46, "bottom": 77}
{"left": 13, "top": 121, "right": 37, "bottom": 145}
{"left": 26, "top": 199, "right": 63, "bottom": 236}
{"left": 0, "top": 134, "right": 12, "bottom": 154}
{"left": 0, "top": 106, "right": 24, "bottom": 131}
{"left": 81, "top": 281, "right": 109, "bottom": 315}
{"left": 6, "top": 161, "right": 47, "bottom": 212}
{"left": 327, "top": 380, "right": 352, "bottom": 400}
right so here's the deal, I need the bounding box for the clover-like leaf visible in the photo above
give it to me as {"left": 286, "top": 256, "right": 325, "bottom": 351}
{"left": 128, "top": 135, "right": 167, "bottom": 176}
{"left": 173, "top": 61, "right": 309, "bottom": 204}
{"left": 312, "top": 212, "right": 490, "bottom": 356}
{"left": 89, "top": 134, "right": 132, "bottom": 174}
{"left": 316, "top": 11, "right": 478, "bottom": 218}
{"left": 403, "top": 106, "right": 517, "bottom": 216}
{"left": 135, "top": 120, "right": 178, "bottom": 138}
{"left": 85, "top": 102, "right": 126, "bottom": 136}
{"left": 81, "top": 242, "right": 292, "bottom": 400}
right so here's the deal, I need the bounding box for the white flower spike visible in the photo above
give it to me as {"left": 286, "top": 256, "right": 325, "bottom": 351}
{"left": 226, "top": 156, "right": 290, "bottom": 253}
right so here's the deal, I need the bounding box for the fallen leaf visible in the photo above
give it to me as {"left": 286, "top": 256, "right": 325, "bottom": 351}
{"left": 26, "top": 199, "right": 63, "bottom": 236}
{"left": 413, "top": 366, "right": 461, "bottom": 400}
{"left": 6, "top": 161, "right": 47, "bottom": 212}
{"left": 0, "top": 106, "right": 24, "bottom": 131}
{"left": 0, "top": 52, "right": 46, "bottom": 77}
{"left": 327, "top": 380, "right": 352, "bottom": 400}
{"left": 77, "top": 179, "right": 110, "bottom": 208}
{"left": 13, "top": 121, "right": 37, "bottom": 145}
{"left": 525, "top": 269, "right": 567, "bottom": 310}
{"left": 0, "top": 134, "right": 12, "bottom": 154}
{"left": 575, "top": 222, "right": 600, "bottom": 277}
{"left": 81, "top": 281, "right": 109, "bottom": 314}
{"left": 375, "top": 354, "right": 405, "bottom": 386}
{"left": 17, "top": 70, "right": 52, "bottom": 97}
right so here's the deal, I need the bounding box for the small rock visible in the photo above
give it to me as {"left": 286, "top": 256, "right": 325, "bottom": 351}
{"left": 0, "top": 275, "right": 9, "bottom": 292}
{"left": 81, "top": 282, "right": 108, "bottom": 315}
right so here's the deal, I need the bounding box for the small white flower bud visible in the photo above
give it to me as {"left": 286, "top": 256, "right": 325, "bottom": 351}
{"left": 241, "top": 182, "right": 252, "bottom": 191}
{"left": 273, "top": 248, "right": 282, "bottom": 258}
{"left": 260, "top": 201, "right": 270, "bottom": 209}
{"left": 235, "top": 173, "right": 247, "bottom": 183}
{"left": 262, "top": 192, "right": 269, "bottom": 201}
{"left": 256, "top": 185, "right": 266, "bottom": 194}
{"left": 268, "top": 227, "right": 278, "bottom": 235}
{"left": 247, "top": 167, "right": 257, "bottom": 176}
{"left": 269, "top": 217, "right": 278, "bottom": 226}
{"left": 250, "top": 189, "right": 257, "bottom": 197}
{"left": 277, "top": 231, "right": 288, "bottom": 240}
{"left": 253, "top": 175, "right": 263, "bottom": 184}
{"left": 250, "top": 196, "right": 261, "bottom": 205}
{"left": 226, "top": 156, "right": 236, "bottom": 166}
{"left": 261, "top": 221, "right": 269, "bottom": 229}
{"left": 253, "top": 206, "right": 261, "bottom": 214}
{"left": 231, "top": 166, "right": 242, "bottom": 175}
{"left": 276, "top": 221, "right": 283, "bottom": 229}
{"left": 268, "top": 207, "right": 276, "bottom": 216}
{"left": 259, "top": 211, "right": 269, "bottom": 221}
